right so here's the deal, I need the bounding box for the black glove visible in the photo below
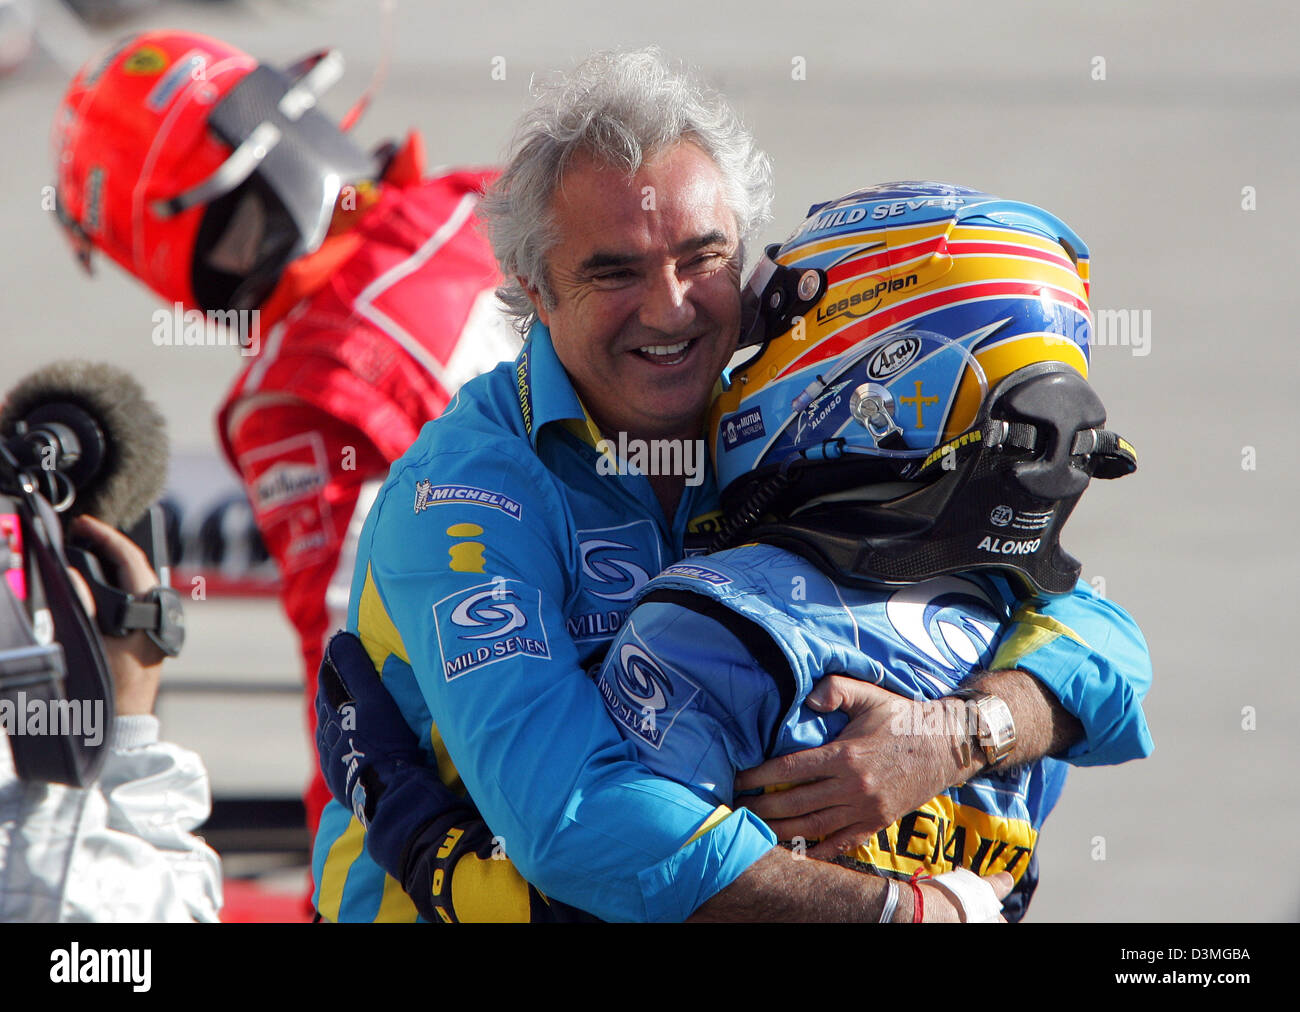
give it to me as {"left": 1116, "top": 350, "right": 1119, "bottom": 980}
{"left": 315, "top": 631, "right": 596, "bottom": 922}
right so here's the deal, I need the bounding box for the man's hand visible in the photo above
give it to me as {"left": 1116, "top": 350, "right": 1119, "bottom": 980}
{"left": 67, "top": 514, "right": 166, "bottom": 716}
{"left": 735, "top": 676, "right": 981, "bottom": 860}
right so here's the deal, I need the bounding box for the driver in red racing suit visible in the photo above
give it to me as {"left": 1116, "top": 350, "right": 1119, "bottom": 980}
{"left": 52, "top": 30, "right": 518, "bottom": 841}
{"left": 215, "top": 144, "right": 516, "bottom": 836}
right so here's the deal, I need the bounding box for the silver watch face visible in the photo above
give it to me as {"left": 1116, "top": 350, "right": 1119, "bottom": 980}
{"left": 972, "top": 694, "right": 1016, "bottom": 763}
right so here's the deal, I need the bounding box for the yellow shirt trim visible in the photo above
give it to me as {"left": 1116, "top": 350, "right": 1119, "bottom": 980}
{"left": 992, "top": 606, "right": 1088, "bottom": 670}
{"left": 316, "top": 816, "right": 367, "bottom": 923}
{"left": 357, "top": 564, "right": 463, "bottom": 793}
{"left": 684, "top": 805, "right": 734, "bottom": 846}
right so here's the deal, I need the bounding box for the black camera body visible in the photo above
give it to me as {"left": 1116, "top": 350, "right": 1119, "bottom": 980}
{"left": 0, "top": 471, "right": 115, "bottom": 787}
{"left": 0, "top": 363, "right": 179, "bottom": 785}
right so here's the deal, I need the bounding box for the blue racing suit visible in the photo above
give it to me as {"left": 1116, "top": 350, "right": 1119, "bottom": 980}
{"left": 311, "top": 322, "right": 1153, "bottom": 922}
{"left": 593, "top": 545, "right": 1152, "bottom": 920}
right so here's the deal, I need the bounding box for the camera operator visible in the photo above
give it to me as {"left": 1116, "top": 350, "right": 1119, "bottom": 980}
{"left": 0, "top": 513, "right": 222, "bottom": 922}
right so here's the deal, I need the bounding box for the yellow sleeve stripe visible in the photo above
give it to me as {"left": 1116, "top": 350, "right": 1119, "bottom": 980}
{"left": 317, "top": 817, "right": 423, "bottom": 922}
{"left": 684, "top": 805, "right": 734, "bottom": 847}
{"left": 324, "top": 567, "right": 466, "bottom": 920}
{"left": 316, "top": 816, "right": 367, "bottom": 923}
{"left": 429, "top": 736, "right": 464, "bottom": 795}
{"left": 358, "top": 563, "right": 464, "bottom": 794}
{"left": 358, "top": 564, "right": 410, "bottom": 668}
{"left": 992, "top": 606, "right": 1088, "bottom": 670}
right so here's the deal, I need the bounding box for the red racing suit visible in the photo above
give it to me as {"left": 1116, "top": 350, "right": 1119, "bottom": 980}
{"left": 215, "top": 134, "right": 517, "bottom": 837}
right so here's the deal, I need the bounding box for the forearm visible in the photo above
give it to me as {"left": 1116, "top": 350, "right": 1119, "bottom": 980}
{"left": 456, "top": 759, "right": 777, "bottom": 921}
{"left": 688, "top": 848, "right": 907, "bottom": 923}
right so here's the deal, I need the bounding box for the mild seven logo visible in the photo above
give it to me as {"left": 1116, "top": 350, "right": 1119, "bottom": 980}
{"left": 451, "top": 589, "right": 528, "bottom": 639}
{"left": 594, "top": 621, "right": 701, "bottom": 750}
{"left": 580, "top": 538, "right": 651, "bottom": 602}
{"left": 434, "top": 579, "right": 550, "bottom": 681}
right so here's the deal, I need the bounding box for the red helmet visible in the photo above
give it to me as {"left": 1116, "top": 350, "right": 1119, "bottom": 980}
{"left": 54, "top": 30, "right": 377, "bottom": 311}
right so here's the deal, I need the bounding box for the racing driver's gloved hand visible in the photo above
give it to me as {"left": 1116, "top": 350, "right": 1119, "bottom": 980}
{"left": 315, "top": 631, "right": 596, "bottom": 922}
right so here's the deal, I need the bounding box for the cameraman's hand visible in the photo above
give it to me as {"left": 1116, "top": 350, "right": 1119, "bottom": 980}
{"left": 68, "top": 515, "right": 165, "bottom": 716}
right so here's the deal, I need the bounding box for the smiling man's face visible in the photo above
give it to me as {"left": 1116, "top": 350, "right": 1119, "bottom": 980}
{"left": 528, "top": 141, "right": 743, "bottom": 443}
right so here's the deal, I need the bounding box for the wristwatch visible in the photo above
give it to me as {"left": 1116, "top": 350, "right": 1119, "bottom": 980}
{"left": 950, "top": 687, "right": 1016, "bottom": 767}
{"left": 114, "top": 584, "right": 186, "bottom": 658}
{"left": 140, "top": 585, "right": 186, "bottom": 658}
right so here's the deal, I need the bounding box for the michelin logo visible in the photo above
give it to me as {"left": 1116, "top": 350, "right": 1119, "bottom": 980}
{"left": 659, "top": 562, "right": 732, "bottom": 586}
{"left": 414, "top": 480, "right": 523, "bottom": 521}
{"left": 434, "top": 579, "right": 550, "bottom": 681}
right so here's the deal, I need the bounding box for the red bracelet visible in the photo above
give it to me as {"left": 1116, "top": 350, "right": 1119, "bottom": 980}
{"left": 909, "top": 871, "right": 930, "bottom": 924}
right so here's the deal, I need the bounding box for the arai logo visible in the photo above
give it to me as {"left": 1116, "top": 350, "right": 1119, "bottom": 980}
{"left": 866, "top": 336, "right": 922, "bottom": 380}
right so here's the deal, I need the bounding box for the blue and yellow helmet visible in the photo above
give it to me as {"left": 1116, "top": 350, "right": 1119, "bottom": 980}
{"left": 708, "top": 182, "right": 1136, "bottom": 593}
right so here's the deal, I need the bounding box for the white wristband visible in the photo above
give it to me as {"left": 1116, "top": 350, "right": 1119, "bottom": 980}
{"left": 927, "top": 868, "right": 1004, "bottom": 923}
{"left": 878, "top": 879, "right": 900, "bottom": 923}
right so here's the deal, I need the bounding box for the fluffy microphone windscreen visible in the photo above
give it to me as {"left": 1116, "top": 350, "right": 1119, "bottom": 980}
{"left": 0, "top": 360, "right": 169, "bottom": 530}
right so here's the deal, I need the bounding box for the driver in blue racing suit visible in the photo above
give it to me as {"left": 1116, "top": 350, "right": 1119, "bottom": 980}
{"left": 593, "top": 181, "right": 1147, "bottom": 921}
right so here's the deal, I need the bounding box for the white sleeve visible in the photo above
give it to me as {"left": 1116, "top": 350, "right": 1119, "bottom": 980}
{"left": 0, "top": 717, "right": 224, "bottom": 923}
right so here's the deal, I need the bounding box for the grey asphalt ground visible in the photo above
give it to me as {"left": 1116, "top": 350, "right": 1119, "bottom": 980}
{"left": 1, "top": 0, "right": 1296, "bottom": 922}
